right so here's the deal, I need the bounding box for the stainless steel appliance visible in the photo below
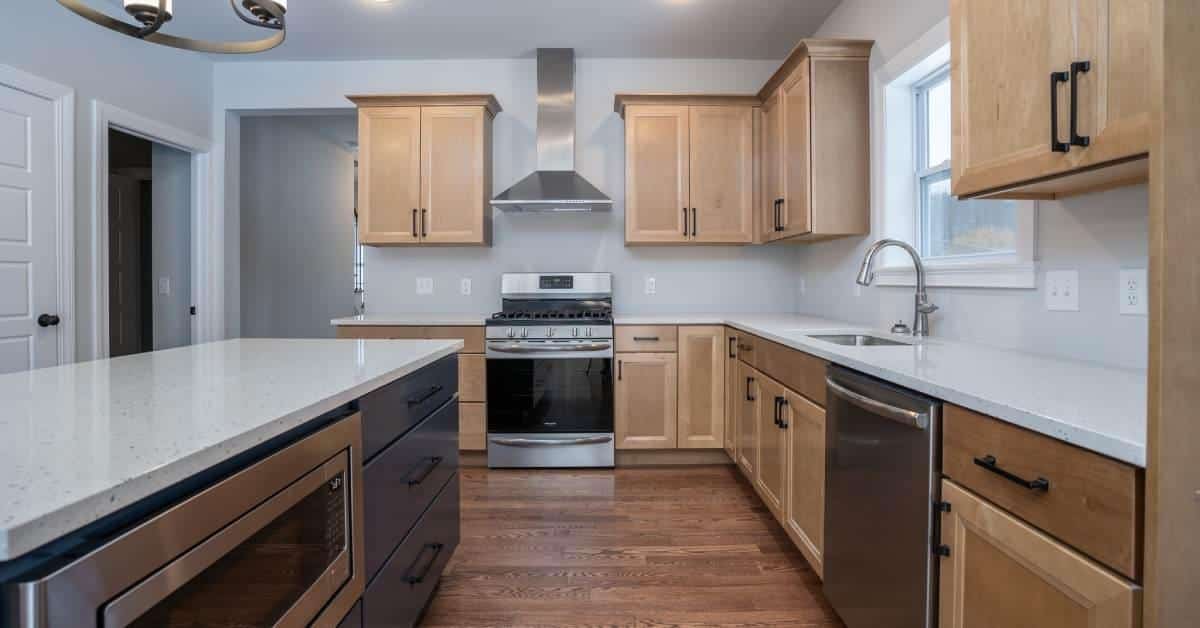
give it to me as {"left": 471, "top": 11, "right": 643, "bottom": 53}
{"left": 486, "top": 272, "right": 615, "bottom": 468}
{"left": 5, "top": 414, "right": 365, "bottom": 627}
{"left": 823, "top": 365, "right": 942, "bottom": 628}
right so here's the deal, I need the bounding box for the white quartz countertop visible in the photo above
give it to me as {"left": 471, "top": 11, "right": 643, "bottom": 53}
{"left": 333, "top": 313, "right": 493, "bottom": 326}
{"left": 0, "top": 338, "right": 462, "bottom": 561}
{"left": 332, "top": 312, "right": 1146, "bottom": 467}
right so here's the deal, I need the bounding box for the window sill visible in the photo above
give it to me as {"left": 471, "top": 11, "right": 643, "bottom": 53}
{"left": 871, "top": 261, "right": 1037, "bottom": 289}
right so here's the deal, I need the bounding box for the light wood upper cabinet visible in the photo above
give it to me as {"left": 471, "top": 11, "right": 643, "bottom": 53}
{"left": 784, "top": 390, "right": 825, "bottom": 577}
{"left": 761, "top": 89, "right": 784, "bottom": 242}
{"left": 624, "top": 105, "right": 690, "bottom": 244}
{"left": 723, "top": 328, "right": 740, "bottom": 457}
{"left": 677, "top": 326, "right": 726, "bottom": 449}
{"left": 688, "top": 106, "right": 754, "bottom": 243}
{"left": 615, "top": 352, "right": 678, "bottom": 449}
{"left": 755, "top": 374, "right": 788, "bottom": 519}
{"left": 736, "top": 361, "right": 759, "bottom": 478}
{"left": 776, "top": 59, "right": 813, "bottom": 239}
{"left": 939, "top": 480, "right": 1141, "bottom": 628}
{"left": 349, "top": 95, "right": 500, "bottom": 246}
{"left": 950, "top": 0, "right": 1150, "bottom": 199}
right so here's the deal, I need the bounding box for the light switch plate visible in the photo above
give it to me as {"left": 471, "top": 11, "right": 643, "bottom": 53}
{"left": 416, "top": 277, "right": 433, "bottom": 295}
{"left": 645, "top": 277, "right": 657, "bottom": 295}
{"left": 1119, "top": 268, "right": 1147, "bottom": 315}
{"left": 1045, "top": 270, "right": 1079, "bottom": 311}
{"left": 158, "top": 277, "right": 170, "bottom": 296}
{"left": 460, "top": 278, "right": 472, "bottom": 296}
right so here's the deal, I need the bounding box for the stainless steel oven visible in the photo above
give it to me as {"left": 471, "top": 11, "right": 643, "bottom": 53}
{"left": 6, "top": 414, "right": 366, "bottom": 628}
{"left": 486, "top": 273, "right": 616, "bottom": 468}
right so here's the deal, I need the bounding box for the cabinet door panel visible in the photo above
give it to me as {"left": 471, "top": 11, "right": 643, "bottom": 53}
{"left": 939, "top": 480, "right": 1141, "bottom": 628}
{"left": 625, "top": 105, "right": 690, "bottom": 243}
{"left": 677, "top": 326, "right": 725, "bottom": 449}
{"left": 689, "top": 106, "right": 754, "bottom": 243}
{"left": 736, "top": 362, "right": 759, "bottom": 478}
{"left": 784, "top": 390, "right": 825, "bottom": 576}
{"left": 421, "top": 106, "right": 487, "bottom": 244}
{"left": 761, "top": 90, "right": 785, "bottom": 241}
{"left": 755, "top": 375, "right": 787, "bottom": 518}
{"left": 779, "top": 60, "right": 812, "bottom": 237}
{"left": 359, "top": 107, "right": 421, "bottom": 244}
{"left": 615, "top": 353, "right": 678, "bottom": 449}
{"left": 723, "top": 328, "right": 739, "bottom": 457}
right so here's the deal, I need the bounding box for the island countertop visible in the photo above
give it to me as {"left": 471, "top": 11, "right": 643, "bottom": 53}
{"left": 0, "top": 337, "right": 462, "bottom": 562}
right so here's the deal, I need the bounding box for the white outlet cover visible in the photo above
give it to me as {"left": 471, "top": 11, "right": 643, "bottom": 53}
{"left": 1045, "top": 270, "right": 1079, "bottom": 311}
{"left": 460, "top": 278, "right": 472, "bottom": 296}
{"left": 158, "top": 277, "right": 170, "bottom": 296}
{"left": 645, "top": 277, "right": 657, "bottom": 295}
{"left": 1119, "top": 268, "right": 1148, "bottom": 316}
{"left": 416, "top": 277, "right": 433, "bottom": 295}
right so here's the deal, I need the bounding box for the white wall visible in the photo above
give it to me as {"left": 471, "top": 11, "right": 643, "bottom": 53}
{"left": 0, "top": 3, "right": 212, "bottom": 357}
{"left": 239, "top": 115, "right": 357, "bottom": 338}
{"left": 802, "top": 0, "right": 1149, "bottom": 370}
{"left": 151, "top": 144, "right": 192, "bottom": 349}
{"left": 214, "top": 57, "right": 802, "bottom": 324}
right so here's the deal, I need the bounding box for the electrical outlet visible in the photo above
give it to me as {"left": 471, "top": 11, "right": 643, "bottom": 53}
{"left": 416, "top": 277, "right": 433, "bottom": 295}
{"left": 1119, "top": 268, "right": 1147, "bottom": 315}
{"left": 645, "top": 277, "right": 657, "bottom": 295}
{"left": 460, "top": 278, "right": 472, "bottom": 296}
{"left": 158, "top": 277, "right": 170, "bottom": 296}
{"left": 1045, "top": 270, "right": 1079, "bottom": 311}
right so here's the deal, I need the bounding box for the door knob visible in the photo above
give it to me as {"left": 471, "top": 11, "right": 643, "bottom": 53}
{"left": 38, "top": 314, "right": 61, "bottom": 327}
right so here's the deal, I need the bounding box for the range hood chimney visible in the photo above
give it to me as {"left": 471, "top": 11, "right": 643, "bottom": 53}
{"left": 491, "top": 48, "right": 613, "bottom": 213}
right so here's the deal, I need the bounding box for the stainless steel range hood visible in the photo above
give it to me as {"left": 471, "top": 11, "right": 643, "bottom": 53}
{"left": 491, "top": 49, "right": 612, "bottom": 213}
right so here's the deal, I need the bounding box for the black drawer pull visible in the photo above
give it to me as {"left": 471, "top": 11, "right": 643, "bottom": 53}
{"left": 973, "top": 455, "right": 1050, "bottom": 492}
{"left": 405, "top": 456, "right": 444, "bottom": 486}
{"left": 1069, "top": 60, "right": 1091, "bottom": 147}
{"left": 777, "top": 397, "right": 789, "bottom": 429}
{"left": 745, "top": 377, "right": 756, "bottom": 401}
{"left": 407, "top": 384, "right": 443, "bottom": 406}
{"left": 402, "top": 542, "right": 445, "bottom": 585}
{"left": 632, "top": 336, "right": 660, "bottom": 342}
{"left": 1050, "top": 70, "right": 1070, "bottom": 153}
{"left": 728, "top": 337, "right": 737, "bottom": 358}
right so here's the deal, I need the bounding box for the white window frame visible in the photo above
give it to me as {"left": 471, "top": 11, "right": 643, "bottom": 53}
{"left": 869, "top": 18, "right": 1037, "bottom": 289}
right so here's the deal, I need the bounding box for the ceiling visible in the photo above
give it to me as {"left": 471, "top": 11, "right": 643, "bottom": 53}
{"left": 97, "top": 0, "right": 842, "bottom": 61}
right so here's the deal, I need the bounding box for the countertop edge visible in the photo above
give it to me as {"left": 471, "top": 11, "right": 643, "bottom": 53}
{"left": 0, "top": 340, "right": 463, "bottom": 562}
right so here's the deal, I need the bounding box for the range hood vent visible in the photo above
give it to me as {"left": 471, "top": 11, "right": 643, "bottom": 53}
{"left": 491, "top": 48, "right": 612, "bottom": 213}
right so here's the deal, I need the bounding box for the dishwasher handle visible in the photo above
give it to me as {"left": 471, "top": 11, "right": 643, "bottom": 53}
{"left": 826, "top": 376, "right": 930, "bottom": 429}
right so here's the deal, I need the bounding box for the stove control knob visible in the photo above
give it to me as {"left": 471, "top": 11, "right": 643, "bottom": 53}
{"left": 586, "top": 328, "right": 593, "bottom": 337}
{"left": 506, "top": 328, "right": 515, "bottom": 338}
{"left": 521, "top": 329, "right": 529, "bottom": 338}
{"left": 547, "top": 328, "right": 556, "bottom": 337}
{"left": 572, "top": 328, "right": 580, "bottom": 337}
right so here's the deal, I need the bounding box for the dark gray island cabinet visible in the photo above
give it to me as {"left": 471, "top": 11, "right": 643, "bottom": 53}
{"left": 0, "top": 341, "right": 460, "bottom": 628}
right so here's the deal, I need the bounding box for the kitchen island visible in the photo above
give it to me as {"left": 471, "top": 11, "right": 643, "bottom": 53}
{"left": 0, "top": 337, "right": 463, "bottom": 627}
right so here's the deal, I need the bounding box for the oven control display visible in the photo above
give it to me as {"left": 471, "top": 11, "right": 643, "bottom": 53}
{"left": 539, "top": 275, "right": 574, "bottom": 290}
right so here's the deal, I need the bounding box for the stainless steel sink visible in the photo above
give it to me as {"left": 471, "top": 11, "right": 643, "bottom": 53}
{"left": 807, "top": 334, "right": 912, "bottom": 347}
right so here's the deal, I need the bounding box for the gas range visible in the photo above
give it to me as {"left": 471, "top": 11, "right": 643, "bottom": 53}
{"left": 485, "top": 273, "right": 615, "bottom": 469}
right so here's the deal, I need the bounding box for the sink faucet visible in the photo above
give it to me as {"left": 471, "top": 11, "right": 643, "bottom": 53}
{"left": 856, "top": 239, "right": 939, "bottom": 337}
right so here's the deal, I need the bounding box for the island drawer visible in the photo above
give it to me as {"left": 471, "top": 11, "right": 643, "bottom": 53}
{"left": 615, "top": 325, "right": 677, "bottom": 352}
{"left": 359, "top": 354, "right": 458, "bottom": 461}
{"left": 942, "top": 404, "right": 1143, "bottom": 580}
{"left": 363, "top": 399, "right": 459, "bottom": 581}
{"left": 363, "top": 476, "right": 460, "bottom": 628}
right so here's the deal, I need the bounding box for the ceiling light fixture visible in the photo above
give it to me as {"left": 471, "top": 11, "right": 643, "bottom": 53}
{"left": 57, "top": 0, "right": 288, "bottom": 54}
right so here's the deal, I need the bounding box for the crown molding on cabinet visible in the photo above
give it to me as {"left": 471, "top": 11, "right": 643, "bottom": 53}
{"left": 757, "top": 38, "right": 874, "bottom": 101}
{"left": 613, "top": 93, "right": 761, "bottom": 118}
{"left": 346, "top": 93, "right": 502, "bottom": 116}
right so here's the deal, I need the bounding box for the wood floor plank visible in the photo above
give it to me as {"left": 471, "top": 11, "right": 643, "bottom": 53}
{"left": 420, "top": 466, "right": 843, "bottom": 627}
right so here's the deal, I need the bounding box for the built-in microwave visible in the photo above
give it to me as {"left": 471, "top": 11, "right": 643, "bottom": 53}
{"left": 5, "top": 413, "right": 366, "bottom": 627}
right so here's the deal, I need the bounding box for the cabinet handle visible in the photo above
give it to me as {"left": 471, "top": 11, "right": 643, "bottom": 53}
{"left": 618, "top": 359, "right": 623, "bottom": 380}
{"left": 421, "top": 208, "right": 428, "bottom": 237}
{"left": 402, "top": 542, "right": 445, "bottom": 585}
{"left": 633, "top": 336, "right": 660, "bottom": 342}
{"left": 773, "top": 199, "right": 781, "bottom": 231}
{"left": 745, "top": 377, "right": 755, "bottom": 401}
{"left": 691, "top": 208, "right": 697, "bottom": 237}
{"left": 1050, "top": 71, "right": 1071, "bottom": 153}
{"left": 411, "top": 208, "right": 418, "bottom": 238}
{"left": 404, "top": 456, "right": 444, "bottom": 486}
{"left": 728, "top": 337, "right": 737, "bottom": 359}
{"left": 682, "top": 207, "right": 689, "bottom": 237}
{"left": 973, "top": 455, "right": 1050, "bottom": 492}
{"left": 778, "top": 397, "right": 789, "bottom": 429}
{"left": 1069, "top": 61, "right": 1091, "bottom": 147}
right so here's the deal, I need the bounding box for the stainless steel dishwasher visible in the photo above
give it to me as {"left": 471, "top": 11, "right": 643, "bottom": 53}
{"left": 823, "top": 365, "right": 942, "bottom": 628}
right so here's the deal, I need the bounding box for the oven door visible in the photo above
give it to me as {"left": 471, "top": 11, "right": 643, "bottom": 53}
{"left": 486, "top": 339, "right": 614, "bottom": 434}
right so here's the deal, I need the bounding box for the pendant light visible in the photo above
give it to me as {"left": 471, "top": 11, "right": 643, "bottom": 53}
{"left": 57, "top": 0, "right": 288, "bottom": 54}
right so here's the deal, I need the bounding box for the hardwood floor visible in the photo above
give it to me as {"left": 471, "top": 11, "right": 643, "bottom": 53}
{"left": 420, "top": 465, "right": 844, "bottom": 627}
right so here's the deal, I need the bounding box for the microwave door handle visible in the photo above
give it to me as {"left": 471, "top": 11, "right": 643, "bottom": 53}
{"left": 825, "top": 377, "right": 929, "bottom": 429}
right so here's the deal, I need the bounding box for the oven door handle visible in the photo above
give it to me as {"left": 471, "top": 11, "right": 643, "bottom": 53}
{"left": 488, "top": 342, "right": 612, "bottom": 354}
{"left": 489, "top": 435, "right": 615, "bottom": 447}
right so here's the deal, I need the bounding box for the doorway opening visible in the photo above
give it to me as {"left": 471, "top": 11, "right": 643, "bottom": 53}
{"left": 106, "top": 129, "right": 192, "bottom": 357}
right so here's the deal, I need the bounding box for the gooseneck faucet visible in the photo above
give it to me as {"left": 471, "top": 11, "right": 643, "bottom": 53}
{"left": 856, "top": 239, "right": 939, "bottom": 337}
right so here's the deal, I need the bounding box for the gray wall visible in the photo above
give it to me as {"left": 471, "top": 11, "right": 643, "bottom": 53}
{"left": 239, "top": 115, "right": 357, "bottom": 338}
{"left": 151, "top": 144, "right": 192, "bottom": 350}
{"left": 801, "top": 0, "right": 1150, "bottom": 370}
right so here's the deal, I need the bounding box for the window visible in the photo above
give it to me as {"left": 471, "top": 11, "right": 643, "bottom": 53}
{"left": 914, "top": 67, "right": 1019, "bottom": 261}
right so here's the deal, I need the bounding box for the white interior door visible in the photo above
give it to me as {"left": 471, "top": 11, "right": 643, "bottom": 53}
{"left": 0, "top": 84, "right": 58, "bottom": 374}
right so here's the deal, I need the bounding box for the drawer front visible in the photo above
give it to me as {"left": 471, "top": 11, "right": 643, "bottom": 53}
{"left": 363, "top": 399, "right": 460, "bottom": 581}
{"left": 615, "top": 325, "right": 678, "bottom": 352}
{"left": 753, "top": 337, "right": 826, "bottom": 407}
{"left": 425, "top": 326, "right": 485, "bottom": 353}
{"left": 337, "top": 601, "right": 362, "bottom": 628}
{"left": 735, "top": 332, "right": 757, "bottom": 367}
{"left": 459, "top": 354, "right": 486, "bottom": 402}
{"left": 364, "top": 476, "right": 461, "bottom": 628}
{"left": 943, "top": 404, "right": 1142, "bottom": 580}
{"left": 359, "top": 354, "right": 458, "bottom": 461}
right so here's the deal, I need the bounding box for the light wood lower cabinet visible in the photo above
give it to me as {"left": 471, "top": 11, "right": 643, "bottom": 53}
{"left": 784, "top": 390, "right": 825, "bottom": 577}
{"left": 677, "top": 326, "right": 725, "bottom": 449}
{"left": 723, "top": 328, "right": 740, "bottom": 457}
{"left": 615, "top": 353, "right": 678, "bottom": 449}
{"left": 459, "top": 354, "right": 486, "bottom": 403}
{"left": 755, "top": 374, "right": 789, "bottom": 519}
{"left": 459, "top": 403, "right": 486, "bottom": 451}
{"left": 736, "top": 361, "right": 759, "bottom": 477}
{"left": 939, "top": 480, "right": 1141, "bottom": 628}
